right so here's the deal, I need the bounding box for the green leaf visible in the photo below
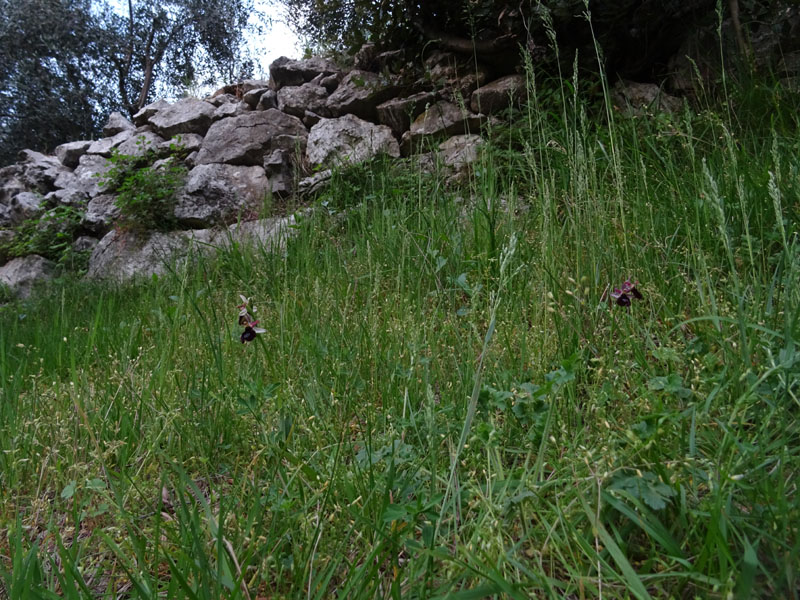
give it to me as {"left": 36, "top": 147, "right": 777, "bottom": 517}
{"left": 61, "top": 481, "right": 77, "bottom": 500}
{"left": 647, "top": 373, "right": 692, "bottom": 398}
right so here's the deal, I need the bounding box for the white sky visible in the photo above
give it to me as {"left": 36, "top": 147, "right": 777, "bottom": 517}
{"left": 248, "top": 0, "right": 302, "bottom": 77}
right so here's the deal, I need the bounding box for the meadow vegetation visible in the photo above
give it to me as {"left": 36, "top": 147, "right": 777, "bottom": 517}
{"left": 1, "top": 66, "right": 799, "bottom": 598}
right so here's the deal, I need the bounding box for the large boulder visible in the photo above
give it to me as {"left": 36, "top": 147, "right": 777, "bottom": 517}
{"left": 278, "top": 83, "right": 330, "bottom": 119}
{"left": 174, "top": 164, "right": 270, "bottom": 228}
{"left": 132, "top": 99, "right": 170, "bottom": 127}
{"left": 0, "top": 191, "right": 45, "bottom": 227}
{"left": 81, "top": 194, "right": 120, "bottom": 235}
{"left": 0, "top": 255, "right": 56, "bottom": 298}
{"left": 326, "top": 70, "right": 400, "bottom": 121}
{"left": 194, "top": 110, "right": 307, "bottom": 166}
{"left": 103, "top": 112, "right": 136, "bottom": 137}
{"left": 147, "top": 98, "right": 216, "bottom": 138}
{"left": 61, "top": 154, "right": 113, "bottom": 198}
{"left": 86, "top": 130, "right": 134, "bottom": 157}
{"left": 306, "top": 114, "right": 400, "bottom": 167}
{"left": 470, "top": 75, "right": 526, "bottom": 114}
{"left": 377, "top": 91, "right": 437, "bottom": 136}
{"left": 401, "top": 101, "right": 486, "bottom": 154}
{"left": 269, "top": 56, "right": 340, "bottom": 90}
{"left": 85, "top": 228, "right": 217, "bottom": 281}
{"left": 612, "top": 80, "right": 681, "bottom": 115}
{"left": 213, "top": 101, "right": 250, "bottom": 121}
{"left": 86, "top": 213, "right": 301, "bottom": 281}
{"left": 115, "top": 131, "right": 166, "bottom": 157}
{"left": 55, "top": 140, "right": 92, "bottom": 168}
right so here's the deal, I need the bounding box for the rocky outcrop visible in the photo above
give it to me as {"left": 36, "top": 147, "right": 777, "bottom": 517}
{"left": 307, "top": 115, "right": 400, "bottom": 167}
{"left": 401, "top": 101, "right": 486, "bottom": 154}
{"left": 174, "top": 164, "right": 270, "bottom": 228}
{"left": 146, "top": 98, "right": 216, "bottom": 138}
{"left": 269, "top": 57, "right": 340, "bottom": 90}
{"left": 0, "top": 255, "right": 56, "bottom": 298}
{"left": 470, "top": 75, "right": 526, "bottom": 114}
{"left": 326, "top": 70, "right": 400, "bottom": 121}
{"left": 195, "top": 110, "right": 307, "bottom": 166}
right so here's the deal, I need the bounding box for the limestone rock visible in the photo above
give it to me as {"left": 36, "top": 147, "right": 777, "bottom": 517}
{"left": 243, "top": 87, "right": 269, "bottom": 108}
{"left": 87, "top": 130, "right": 134, "bottom": 157}
{"left": 103, "top": 112, "right": 136, "bottom": 137}
{"left": 470, "top": 75, "right": 526, "bottom": 114}
{"left": 72, "top": 235, "right": 99, "bottom": 254}
{"left": 55, "top": 140, "right": 92, "bottom": 168}
{"left": 81, "top": 194, "right": 120, "bottom": 235}
{"left": 307, "top": 115, "right": 399, "bottom": 167}
{"left": 612, "top": 81, "right": 681, "bottom": 116}
{"left": 256, "top": 90, "right": 278, "bottom": 110}
{"left": 263, "top": 149, "right": 295, "bottom": 197}
{"left": 326, "top": 70, "right": 400, "bottom": 121}
{"left": 213, "top": 101, "right": 249, "bottom": 120}
{"left": 0, "top": 255, "right": 56, "bottom": 298}
{"left": 194, "top": 110, "right": 307, "bottom": 166}
{"left": 147, "top": 98, "right": 216, "bottom": 138}
{"left": 269, "top": 56, "right": 340, "bottom": 90}
{"left": 401, "top": 101, "right": 486, "bottom": 154}
{"left": 439, "top": 134, "right": 484, "bottom": 169}
{"left": 66, "top": 154, "right": 114, "bottom": 198}
{"left": 0, "top": 191, "right": 45, "bottom": 227}
{"left": 85, "top": 228, "right": 217, "bottom": 281}
{"left": 174, "top": 164, "right": 270, "bottom": 228}
{"left": 298, "top": 170, "right": 332, "bottom": 197}
{"left": 132, "top": 99, "right": 170, "bottom": 127}
{"left": 116, "top": 131, "right": 166, "bottom": 157}
{"left": 159, "top": 133, "right": 204, "bottom": 154}
{"left": 377, "top": 91, "right": 437, "bottom": 136}
{"left": 278, "top": 83, "right": 329, "bottom": 119}
{"left": 44, "top": 188, "right": 88, "bottom": 207}
{"left": 86, "top": 213, "right": 300, "bottom": 281}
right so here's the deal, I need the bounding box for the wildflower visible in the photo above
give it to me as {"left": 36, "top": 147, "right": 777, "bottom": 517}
{"left": 609, "top": 280, "right": 644, "bottom": 307}
{"left": 237, "top": 295, "right": 265, "bottom": 343}
{"left": 237, "top": 294, "right": 257, "bottom": 326}
{"left": 240, "top": 319, "right": 266, "bottom": 343}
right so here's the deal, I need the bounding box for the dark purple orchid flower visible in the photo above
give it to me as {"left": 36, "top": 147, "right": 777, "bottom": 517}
{"left": 610, "top": 280, "right": 644, "bottom": 307}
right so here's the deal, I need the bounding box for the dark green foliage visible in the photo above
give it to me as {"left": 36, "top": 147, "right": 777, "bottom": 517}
{"left": 101, "top": 145, "right": 187, "bottom": 232}
{"left": 4, "top": 205, "right": 83, "bottom": 266}
{"left": 0, "top": 0, "right": 254, "bottom": 166}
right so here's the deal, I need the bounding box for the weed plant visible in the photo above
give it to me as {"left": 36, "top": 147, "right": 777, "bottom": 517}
{"left": 0, "top": 69, "right": 799, "bottom": 598}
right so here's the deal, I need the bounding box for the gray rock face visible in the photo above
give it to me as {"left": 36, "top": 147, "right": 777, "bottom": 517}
{"left": 81, "top": 194, "right": 120, "bottom": 234}
{"left": 0, "top": 255, "right": 56, "bottom": 298}
{"left": 278, "top": 83, "right": 329, "bottom": 119}
{"left": 55, "top": 140, "right": 92, "bottom": 168}
{"left": 44, "top": 188, "right": 88, "bottom": 207}
{"left": 66, "top": 154, "right": 114, "bottom": 198}
{"left": 72, "top": 235, "right": 99, "bottom": 254}
{"left": 470, "top": 75, "right": 526, "bottom": 114}
{"left": 263, "top": 149, "right": 295, "bottom": 197}
{"left": 326, "top": 70, "right": 400, "bottom": 121}
{"left": 159, "top": 133, "right": 204, "bottom": 154}
{"left": 243, "top": 87, "right": 269, "bottom": 108}
{"left": 612, "top": 80, "right": 681, "bottom": 115}
{"left": 256, "top": 90, "right": 278, "bottom": 111}
{"left": 307, "top": 114, "right": 400, "bottom": 167}
{"left": 147, "top": 98, "right": 216, "bottom": 137}
{"left": 86, "top": 213, "right": 300, "bottom": 281}
{"left": 87, "top": 130, "right": 134, "bottom": 157}
{"left": 116, "top": 131, "right": 166, "bottom": 157}
{"left": 269, "top": 56, "right": 340, "bottom": 89}
{"left": 401, "top": 101, "right": 486, "bottom": 154}
{"left": 194, "top": 109, "right": 307, "bottom": 166}
{"left": 132, "top": 99, "right": 170, "bottom": 127}
{"left": 377, "top": 91, "right": 437, "bottom": 136}
{"left": 86, "top": 228, "right": 217, "bottom": 281}
{"left": 0, "top": 191, "right": 45, "bottom": 227}
{"left": 298, "top": 169, "right": 332, "bottom": 197}
{"left": 439, "top": 134, "right": 484, "bottom": 169}
{"left": 213, "top": 101, "right": 249, "bottom": 121}
{"left": 103, "top": 112, "right": 136, "bottom": 136}
{"left": 174, "top": 164, "right": 270, "bottom": 227}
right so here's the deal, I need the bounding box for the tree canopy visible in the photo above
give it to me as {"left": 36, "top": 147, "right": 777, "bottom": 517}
{"left": 0, "top": 0, "right": 254, "bottom": 166}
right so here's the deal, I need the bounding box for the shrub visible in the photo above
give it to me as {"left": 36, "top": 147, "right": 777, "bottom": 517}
{"left": 6, "top": 204, "right": 83, "bottom": 265}
{"left": 101, "top": 141, "right": 187, "bottom": 232}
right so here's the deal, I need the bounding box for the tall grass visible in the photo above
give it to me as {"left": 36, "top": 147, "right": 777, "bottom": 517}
{"left": 1, "top": 67, "right": 799, "bottom": 598}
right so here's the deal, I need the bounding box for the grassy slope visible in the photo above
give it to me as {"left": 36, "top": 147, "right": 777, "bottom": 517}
{"left": 1, "top": 72, "right": 799, "bottom": 598}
